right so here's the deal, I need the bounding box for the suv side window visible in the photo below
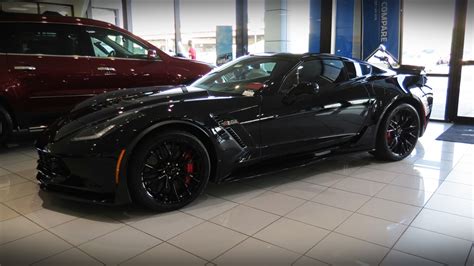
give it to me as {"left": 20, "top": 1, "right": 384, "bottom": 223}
{"left": 4, "top": 23, "right": 86, "bottom": 56}
{"left": 280, "top": 59, "right": 347, "bottom": 93}
{"left": 0, "top": 23, "right": 9, "bottom": 53}
{"left": 85, "top": 27, "right": 156, "bottom": 60}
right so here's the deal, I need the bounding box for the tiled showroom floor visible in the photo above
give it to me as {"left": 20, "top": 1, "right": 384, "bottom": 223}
{"left": 0, "top": 122, "right": 473, "bottom": 265}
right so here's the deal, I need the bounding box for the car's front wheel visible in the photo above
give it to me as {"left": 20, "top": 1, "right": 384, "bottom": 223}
{"left": 129, "top": 130, "right": 211, "bottom": 212}
{"left": 375, "top": 103, "right": 420, "bottom": 161}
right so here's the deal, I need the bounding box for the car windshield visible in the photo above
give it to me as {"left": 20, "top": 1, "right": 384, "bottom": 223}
{"left": 192, "top": 56, "right": 294, "bottom": 95}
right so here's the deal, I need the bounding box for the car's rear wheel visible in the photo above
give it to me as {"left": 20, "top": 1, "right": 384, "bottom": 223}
{"left": 375, "top": 103, "right": 420, "bottom": 161}
{"left": 0, "top": 106, "right": 13, "bottom": 146}
{"left": 129, "top": 130, "right": 210, "bottom": 212}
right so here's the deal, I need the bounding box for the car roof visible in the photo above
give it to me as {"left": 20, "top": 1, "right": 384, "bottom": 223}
{"left": 0, "top": 12, "right": 121, "bottom": 31}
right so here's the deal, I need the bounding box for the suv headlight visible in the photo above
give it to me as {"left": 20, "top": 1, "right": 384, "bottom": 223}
{"left": 71, "top": 124, "right": 116, "bottom": 142}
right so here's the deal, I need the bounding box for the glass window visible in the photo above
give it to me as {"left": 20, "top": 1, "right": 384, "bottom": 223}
{"left": 345, "top": 61, "right": 372, "bottom": 79}
{"left": 85, "top": 28, "right": 154, "bottom": 59}
{"left": 287, "top": 0, "right": 310, "bottom": 53}
{"left": 5, "top": 24, "right": 85, "bottom": 56}
{"left": 181, "top": 0, "right": 236, "bottom": 64}
{"left": 248, "top": 0, "right": 265, "bottom": 54}
{"left": 39, "top": 3, "right": 73, "bottom": 16}
{"left": 90, "top": 0, "right": 123, "bottom": 27}
{"left": 131, "top": 0, "right": 175, "bottom": 56}
{"left": 0, "top": 2, "right": 38, "bottom": 14}
{"left": 402, "top": 0, "right": 455, "bottom": 74}
{"left": 0, "top": 2, "right": 73, "bottom": 16}
{"left": 193, "top": 57, "right": 294, "bottom": 95}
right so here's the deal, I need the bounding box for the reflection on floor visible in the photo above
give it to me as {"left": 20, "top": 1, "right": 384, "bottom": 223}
{"left": 0, "top": 122, "right": 473, "bottom": 265}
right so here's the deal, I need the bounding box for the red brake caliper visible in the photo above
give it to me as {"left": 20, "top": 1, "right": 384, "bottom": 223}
{"left": 183, "top": 151, "right": 194, "bottom": 186}
{"left": 386, "top": 131, "right": 392, "bottom": 143}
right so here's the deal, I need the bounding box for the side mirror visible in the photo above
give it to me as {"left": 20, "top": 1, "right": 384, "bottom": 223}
{"left": 147, "top": 49, "right": 158, "bottom": 59}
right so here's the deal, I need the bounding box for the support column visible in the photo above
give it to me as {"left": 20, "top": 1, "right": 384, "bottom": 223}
{"left": 264, "top": 0, "right": 288, "bottom": 53}
{"left": 121, "top": 0, "right": 132, "bottom": 31}
{"left": 236, "top": 0, "right": 248, "bottom": 57}
{"left": 309, "top": 0, "right": 332, "bottom": 53}
{"left": 174, "top": 0, "right": 182, "bottom": 55}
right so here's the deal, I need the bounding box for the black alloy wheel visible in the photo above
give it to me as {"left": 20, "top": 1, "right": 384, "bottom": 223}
{"left": 375, "top": 103, "right": 420, "bottom": 161}
{"left": 0, "top": 106, "right": 13, "bottom": 145}
{"left": 129, "top": 130, "right": 210, "bottom": 212}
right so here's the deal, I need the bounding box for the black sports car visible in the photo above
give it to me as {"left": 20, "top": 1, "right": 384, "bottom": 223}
{"left": 36, "top": 50, "right": 433, "bottom": 211}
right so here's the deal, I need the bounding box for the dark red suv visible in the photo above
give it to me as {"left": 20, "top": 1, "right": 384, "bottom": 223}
{"left": 0, "top": 13, "right": 212, "bottom": 144}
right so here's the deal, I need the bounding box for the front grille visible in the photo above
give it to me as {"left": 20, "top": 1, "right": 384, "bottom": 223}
{"left": 38, "top": 151, "right": 70, "bottom": 180}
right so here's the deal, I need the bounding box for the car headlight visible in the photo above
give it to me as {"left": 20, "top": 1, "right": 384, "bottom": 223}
{"left": 71, "top": 124, "right": 116, "bottom": 142}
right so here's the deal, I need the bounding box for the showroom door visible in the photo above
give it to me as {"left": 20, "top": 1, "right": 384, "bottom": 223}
{"left": 447, "top": 0, "right": 474, "bottom": 123}
{"left": 455, "top": 0, "right": 474, "bottom": 121}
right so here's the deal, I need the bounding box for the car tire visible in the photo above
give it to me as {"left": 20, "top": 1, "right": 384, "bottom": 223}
{"left": 374, "top": 103, "right": 420, "bottom": 161}
{"left": 129, "top": 130, "right": 211, "bottom": 212}
{"left": 0, "top": 105, "right": 13, "bottom": 145}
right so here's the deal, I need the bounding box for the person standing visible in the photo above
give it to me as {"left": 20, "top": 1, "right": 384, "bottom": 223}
{"left": 188, "top": 40, "right": 196, "bottom": 60}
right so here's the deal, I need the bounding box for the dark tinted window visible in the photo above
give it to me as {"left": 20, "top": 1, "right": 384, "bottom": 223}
{"left": 0, "top": 23, "right": 7, "bottom": 53}
{"left": 345, "top": 61, "right": 373, "bottom": 79}
{"left": 4, "top": 23, "right": 86, "bottom": 56}
{"left": 281, "top": 59, "right": 347, "bottom": 93}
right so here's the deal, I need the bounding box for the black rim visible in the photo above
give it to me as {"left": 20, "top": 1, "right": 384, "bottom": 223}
{"left": 386, "top": 108, "right": 419, "bottom": 157}
{"left": 140, "top": 138, "right": 205, "bottom": 205}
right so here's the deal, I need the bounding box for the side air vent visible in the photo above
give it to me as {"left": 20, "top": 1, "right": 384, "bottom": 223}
{"left": 226, "top": 127, "right": 247, "bottom": 148}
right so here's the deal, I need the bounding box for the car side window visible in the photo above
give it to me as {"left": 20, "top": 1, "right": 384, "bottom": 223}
{"left": 280, "top": 59, "right": 347, "bottom": 93}
{"left": 344, "top": 61, "right": 372, "bottom": 79}
{"left": 4, "top": 23, "right": 86, "bottom": 56}
{"left": 85, "top": 27, "right": 156, "bottom": 59}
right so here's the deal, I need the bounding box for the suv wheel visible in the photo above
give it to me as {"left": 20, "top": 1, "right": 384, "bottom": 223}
{"left": 0, "top": 106, "right": 13, "bottom": 145}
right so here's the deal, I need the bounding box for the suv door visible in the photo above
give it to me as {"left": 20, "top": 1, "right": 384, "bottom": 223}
{"left": 4, "top": 22, "right": 92, "bottom": 127}
{"left": 83, "top": 27, "right": 170, "bottom": 94}
{"left": 259, "top": 58, "right": 371, "bottom": 157}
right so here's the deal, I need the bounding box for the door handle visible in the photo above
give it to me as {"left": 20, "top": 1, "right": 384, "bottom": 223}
{"left": 97, "top": 67, "right": 116, "bottom": 72}
{"left": 14, "top": 66, "right": 36, "bottom": 71}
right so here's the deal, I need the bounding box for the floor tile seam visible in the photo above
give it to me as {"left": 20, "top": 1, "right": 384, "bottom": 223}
{"left": 127, "top": 213, "right": 207, "bottom": 243}
{"left": 408, "top": 224, "right": 474, "bottom": 243}
{"left": 269, "top": 183, "right": 331, "bottom": 201}
{"left": 0, "top": 201, "right": 22, "bottom": 220}
{"left": 364, "top": 164, "right": 452, "bottom": 177}
{"left": 30, "top": 245, "right": 104, "bottom": 266}
{"left": 390, "top": 246, "right": 459, "bottom": 265}
{"left": 384, "top": 175, "right": 470, "bottom": 264}
{"left": 377, "top": 196, "right": 426, "bottom": 264}
{"left": 327, "top": 181, "right": 387, "bottom": 197}
{"left": 51, "top": 221, "right": 128, "bottom": 248}
{"left": 118, "top": 241, "right": 212, "bottom": 266}
{"left": 204, "top": 186, "right": 268, "bottom": 204}
{"left": 300, "top": 188, "right": 385, "bottom": 261}
{"left": 424, "top": 202, "right": 474, "bottom": 219}
{"left": 0, "top": 181, "right": 39, "bottom": 203}
{"left": 208, "top": 235, "right": 251, "bottom": 263}
{"left": 290, "top": 254, "right": 330, "bottom": 266}
{"left": 464, "top": 244, "right": 474, "bottom": 266}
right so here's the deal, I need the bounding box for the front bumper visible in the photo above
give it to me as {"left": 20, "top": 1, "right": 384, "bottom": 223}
{"left": 36, "top": 144, "right": 131, "bottom": 205}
